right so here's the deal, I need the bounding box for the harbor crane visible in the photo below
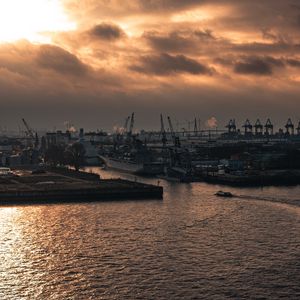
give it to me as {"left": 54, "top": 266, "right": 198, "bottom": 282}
{"left": 22, "top": 118, "right": 35, "bottom": 139}
{"left": 226, "top": 119, "right": 237, "bottom": 133}
{"left": 123, "top": 116, "right": 130, "bottom": 134}
{"left": 168, "top": 116, "right": 175, "bottom": 138}
{"left": 128, "top": 112, "right": 135, "bottom": 136}
{"left": 168, "top": 116, "right": 180, "bottom": 148}
{"left": 254, "top": 119, "right": 263, "bottom": 135}
{"left": 160, "top": 114, "right": 167, "bottom": 147}
{"left": 297, "top": 121, "right": 300, "bottom": 135}
{"left": 285, "top": 118, "right": 294, "bottom": 135}
{"left": 242, "top": 119, "right": 253, "bottom": 135}
{"left": 264, "top": 119, "right": 273, "bottom": 135}
{"left": 194, "top": 118, "right": 198, "bottom": 135}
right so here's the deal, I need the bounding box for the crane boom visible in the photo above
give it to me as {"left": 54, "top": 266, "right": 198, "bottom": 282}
{"left": 22, "top": 118, "right": 34, "bottom": 139}
{"left": 168, "top": 116, "right": 180, "bottom": 147}
{"left": 194, "top": 118, "right": 198, "bottom": 134}
{"left": 123, "top": 116, "right": 130, "bottom": 134}
{"left": 167, "top": 116, "right": 175, "bottom": 138}
{"left": 128, "top": 112, "right": 135, "bottom": 136}
{"left": 160, "top": 114, "right": 167, "bottom": 146}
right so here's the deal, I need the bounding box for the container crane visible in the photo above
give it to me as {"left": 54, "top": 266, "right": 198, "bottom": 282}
{"left": 254, "top": 119, "right": 263, "bottom": 135}
{"left": 242, "top": 119, "right": 253, "bottom": 135}
{"left": 285, "top": 118, "right": 294, "bottom": 135}
{"left": 226, "top": 119, "right": 236, "bottom": 133}
{"left": 297, "top": 121, "right": 300, "bottom": 135}
{"left": 264, "top": 118, "right": 273, "bottom": 135}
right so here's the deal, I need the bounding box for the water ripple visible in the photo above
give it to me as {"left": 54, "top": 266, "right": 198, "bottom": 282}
{"left": 0, "top": 169, "right": 300, "bottom": 299}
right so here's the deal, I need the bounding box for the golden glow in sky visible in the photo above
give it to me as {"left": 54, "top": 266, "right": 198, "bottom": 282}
{"left": 171, "top": 8, "right": 213, "bottom": 23}
{"left": 0, "top": 0, "right": 76, "bottom": 43}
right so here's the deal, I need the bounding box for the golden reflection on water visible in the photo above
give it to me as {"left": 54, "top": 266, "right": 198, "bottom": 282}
{"left": 0, "top": 204, "right": 101, "bottom": 298}
{"left": 0, "top": 169, "right": 300, "bottom": 299}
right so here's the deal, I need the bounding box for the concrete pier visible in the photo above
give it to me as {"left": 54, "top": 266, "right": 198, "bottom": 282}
{"left": 0, "top": 169, "right": 163, "bottom": 205}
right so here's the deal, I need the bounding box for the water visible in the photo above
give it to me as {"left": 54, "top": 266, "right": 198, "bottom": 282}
{"left": 0, "top": 168, "right": 300, "bottom": 299}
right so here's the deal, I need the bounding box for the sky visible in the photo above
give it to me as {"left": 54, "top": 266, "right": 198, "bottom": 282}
{"left": 0, "top": 0, "right": 300, "bottom": 132}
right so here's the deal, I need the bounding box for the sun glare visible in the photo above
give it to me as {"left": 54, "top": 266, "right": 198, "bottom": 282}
{"left": 0, "top": 0, "right": 76, "bottom": 43}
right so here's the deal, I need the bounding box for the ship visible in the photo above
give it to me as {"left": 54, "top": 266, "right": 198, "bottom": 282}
{"left": 164, "top": 166, "right": 194, "bottom": 182}
{"left": 100, "top": 126, "right": 164, "bottom": 175}
{"left": 100, "top": 155, "right": 164, "bottom": 175}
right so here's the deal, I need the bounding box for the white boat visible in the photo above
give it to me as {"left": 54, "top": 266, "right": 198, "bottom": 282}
{"left": 0, "top": 167, "right": 14, "bottom": 176}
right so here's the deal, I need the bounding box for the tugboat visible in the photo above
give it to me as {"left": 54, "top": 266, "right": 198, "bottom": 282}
{"left": 215, "top": 191, "right": 233, "bottom": 197}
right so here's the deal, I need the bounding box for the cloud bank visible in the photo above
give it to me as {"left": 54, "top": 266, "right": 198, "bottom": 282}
{"left": 1, "top": 0, "right": 300, "bottom": 130}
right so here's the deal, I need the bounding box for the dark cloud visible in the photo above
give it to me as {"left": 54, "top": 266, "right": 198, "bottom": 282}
{"left": 286, "top": 58, "right": 300, "bottom": 67}
{"left": 36, "top": 45, "right": 89, "bottom": 76}
{"left": 2, "top": 1, "right": 300, "bottom": 130}
{"left": 144, "top": 29, "right": 216, "bottom": 53}
{"left": 143, "top": 31, "right": 194, "bottom": 52}
{"left": 234, "top": 61, "right": 271, "bottom": 76}
{"left": 234, "top": 56, "right": 284, "bottom": 75}
{"left": 88, "top": 23, "right": 125, "bottom": 40}
{"left": 131, "top": 53, "right": 213, "bottom": 75}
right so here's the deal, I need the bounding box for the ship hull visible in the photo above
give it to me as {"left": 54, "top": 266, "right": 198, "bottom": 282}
{"left": 100, "top": 156, "right": 144, "bottom": 174}
{"left": 100, "top": 156, "right": 164, "bottom": 175}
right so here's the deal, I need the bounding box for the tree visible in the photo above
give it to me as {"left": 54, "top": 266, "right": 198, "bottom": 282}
{"left": 65, "top": 143, "right": 86, "bottom": 171}
{"left": 44, "top": 144, "right": 66, "bottom": 166}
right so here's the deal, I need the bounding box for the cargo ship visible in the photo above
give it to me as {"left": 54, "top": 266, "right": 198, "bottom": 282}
{"left": 100, "top": 156, "right": 164, "bottom": 175}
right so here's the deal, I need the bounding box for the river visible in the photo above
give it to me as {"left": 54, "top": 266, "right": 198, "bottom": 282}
{"left": 0, "top": 167, "right": 299, "bottom": 299}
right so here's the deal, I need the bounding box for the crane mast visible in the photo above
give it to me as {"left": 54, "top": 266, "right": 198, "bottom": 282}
{"left": 123, "top": 116, "right": 130, "bottom": 134}
{"left": 160, "top": 114, "right": 167, "bottom": 146}
{"left": 128, "top": 112, "right": 135, "bottom": 136}
{"left": 168, "top": 116, "right": 180, "bottom": 148}
{"left": 167, "top": 116, "right": 175, "bottom": 139}
{"left": 194, "top": 118, "right": 198, "bottom": 135}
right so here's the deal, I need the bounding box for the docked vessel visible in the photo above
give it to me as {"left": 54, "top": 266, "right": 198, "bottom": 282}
{"left": 163, "top": 166, "right": 194, "bottom": 182}
{"left": 100, "top": 156, "right": 164, "bottom": 175}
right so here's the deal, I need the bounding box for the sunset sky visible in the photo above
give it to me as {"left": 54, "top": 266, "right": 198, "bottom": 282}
{"left": 1, "top": 0, "right": 300, "bottom": 131}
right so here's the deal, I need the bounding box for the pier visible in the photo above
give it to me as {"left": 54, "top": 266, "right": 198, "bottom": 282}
{"left": 0, "top": 169, "right": 163, "bottom": 205}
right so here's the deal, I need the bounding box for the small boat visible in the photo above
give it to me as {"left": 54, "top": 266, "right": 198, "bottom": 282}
{"left": 215, "top": 191, "right": 233, "bottom": 197}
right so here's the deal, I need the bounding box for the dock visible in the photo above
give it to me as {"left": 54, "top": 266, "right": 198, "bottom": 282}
{"left": 0, "top": 169, "right": 163, "bottom": 205}
{"left": 203, "top": 169, "right": 300, "bottom": 186}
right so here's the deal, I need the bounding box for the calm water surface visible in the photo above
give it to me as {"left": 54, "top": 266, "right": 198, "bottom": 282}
{"left": 0, "top": 168, "right": 300, "bottom": 299}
